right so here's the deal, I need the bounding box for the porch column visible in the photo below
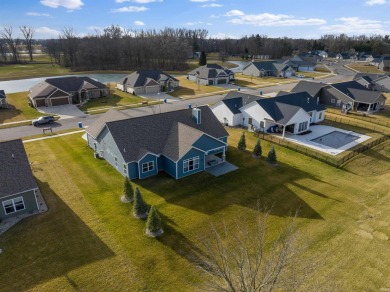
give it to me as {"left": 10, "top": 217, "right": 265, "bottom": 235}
{"left": 282, "top": 126, "right": 286, "bottom": 138}
{"left": 367, "top": 104, "right": 371, "bottom": 112}
{"left": 222, "top": 147, "right": 226, "bottom": 162}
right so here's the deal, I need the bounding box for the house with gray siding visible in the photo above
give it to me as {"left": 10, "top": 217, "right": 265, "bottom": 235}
{"left": 378, "top": 56, "right": 390, "bottom": 72}
{"left": 29, "top": 77, "right": 108, "bottom": 107}
{"left": 187, "top": 64, "right": 234, "bottom": 85}
{"left": 0, "top": 90, "right": 8, "bottom": 108}
{"left": 85, "top": 107, "right": 229, "bottom": 180}
{"left": 0, "top": 139, "right": 41, "bottom": 221}
{"left": 354, "top": 73, "right": 390, "bottom": 92}
{"left": 117, "top": 70, "right": 179, "bottom": 95}
{"left": 242, "top": 61, "right": 295, "bottom": 78}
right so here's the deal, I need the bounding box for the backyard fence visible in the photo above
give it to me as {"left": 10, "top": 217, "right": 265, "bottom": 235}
{"left": 325, "top": 109, "right": 390, "bottom": 130}
{"left": 324, "top": 114, "right": 390, "bottom": 135}
{"left": 253, "top": 131, "right": 389, "bottom": 168}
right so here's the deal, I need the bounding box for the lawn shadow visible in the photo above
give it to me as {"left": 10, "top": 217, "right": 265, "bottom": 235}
{"left": 138, "top": 149, "right": 328, "bottom": 220}
{"left": 0, "top": 179, "right": 115, "bottom": 292}
{"left": 0, "top": 104, "right": 23, "bottom": 124}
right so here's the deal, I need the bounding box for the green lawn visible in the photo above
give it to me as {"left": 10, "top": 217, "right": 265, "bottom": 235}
{"left": 0, "top": 63, "right": 72, "bottom": 81}
{"left": 169, "top": 75, "right": 226, "bottom": 98}
{"left": 234, "top": 73, "right": 297, "bottom": 88}
{"left": 1, "top": 126, "right": 390, "bottom": 290}
{"left": 79, "top": 84, "right": 148, "bottom": 112}
{"left": 0, "top": 91, "right": 43, "bottom": 124}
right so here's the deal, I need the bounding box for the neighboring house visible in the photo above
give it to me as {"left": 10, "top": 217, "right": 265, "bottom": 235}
{"left": 336, "top": 53, "right": 350, "bottom": 60}
{"left": 29, "top": 77, "right": 108, "bottom": 108}
{"left": 117, "top": 70, "right": 179, "bottom": 95}
{"left": 85, "top": 106, "right": 229, "bottom": 180}
{"left": 0, "top": 139, "right": 40, "bottom": 221}
{"left": 0, "top": 90, "right": 8, "bottom": 108}
{"left": 211, "top": 91, "right": 325, "bottom": 136}
{"left": 210, "top": 91, "right": 261, "bottom": 126}
{"left": 187, "top": 64, "right": 234, "bottom": 85}
{"left": 242, "top": 61, "right": 295, "bottom": 78}
{"left": 292, "top": 80, "right": 387, "bottom": 113}
{"left": 283, "top": 55, "right": 316, "bottom": 72}
{"left": 378, "top": 56, "right": 390, "bottom": 72}
{"left": 354, "top": 73, "right": 390, "bottom": 92}
{"left": 317, "top": 51, "right": 328, "bottom": 59}
{"left": 370, "top": 57, "right": 382, "bottom": 67}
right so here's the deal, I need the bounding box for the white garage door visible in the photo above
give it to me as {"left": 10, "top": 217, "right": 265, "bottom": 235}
{"left": 145, "top": 86, "right": 159, "bottom": 94}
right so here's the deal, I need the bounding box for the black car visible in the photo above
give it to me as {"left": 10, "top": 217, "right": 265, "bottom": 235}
{"left": 32, "top": 116, "right": 55, "bottom": 126}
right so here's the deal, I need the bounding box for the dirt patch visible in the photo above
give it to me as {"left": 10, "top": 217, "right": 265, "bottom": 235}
{"left": 359, "top": 224, "right": 374, "bottom": 233}
{"left": 355, "top": 229, "right": 374, "bottom": 239}
{"left": 373, "top": 231, "right": 389, "bottom": 241}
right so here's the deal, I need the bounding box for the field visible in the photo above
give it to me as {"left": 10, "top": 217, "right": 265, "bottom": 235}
{"left": 1, "top": 125, "right": 390, "bottom": 290}
{"left": 346, "top": 62, "right": 384, "bottom": 74}
{"left": 168, "top": 75, "right": 226, "bottom": 98}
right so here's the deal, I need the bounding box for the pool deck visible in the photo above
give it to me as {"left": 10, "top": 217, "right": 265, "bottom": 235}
{"left": 281, "top": 125, "right": 371, "bottom": 156}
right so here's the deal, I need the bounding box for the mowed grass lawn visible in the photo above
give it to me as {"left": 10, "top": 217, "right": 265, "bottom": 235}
{"left": 79, "top": 84, "right": 148, "bottom": 112}
{"left": 1, "top": 129, "right": 390, "bottom": 290}
{"left": 0, "top": 91, "right": 43, "bottom": 124}
{"left": 234, "top": 73, "right": 297, "bottom": 88}
{"left": 169, "top": 75, "right": 226, "bottom": 98}
{"left": 347, "top": 62, "right": 384, "bottom": 74}
{"left": 0, "top": 63, "right": 72, "bottom": 81}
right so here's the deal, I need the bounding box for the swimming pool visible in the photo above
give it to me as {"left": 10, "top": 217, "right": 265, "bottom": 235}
{"left": 311, "top": 131, "right": 360, "bottom": 149}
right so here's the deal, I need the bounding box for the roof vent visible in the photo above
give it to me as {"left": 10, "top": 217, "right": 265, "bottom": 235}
{"left": 307, "top": 97, "right": 310, "bottom": 104}
{"left": 192, "top": 107, "right": 201, "bottom": 125}
{"left": 12, "top": 153, "right": 14, "bottom": 159}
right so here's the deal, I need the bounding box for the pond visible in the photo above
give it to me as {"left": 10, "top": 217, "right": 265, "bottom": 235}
{"left": 0, "top": 74, "right": 128, "bottom": 94}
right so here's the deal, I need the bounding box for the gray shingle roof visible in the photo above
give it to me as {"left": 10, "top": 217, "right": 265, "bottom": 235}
{"left": 86, "top": 109, "right": 130, "bottom": 139}
{"left": 222, "top": 91, "right": 262, "bottom": 114}
{"left": 188, "top": 64, "right": 229, "bottom": 79}
{"left": 255, "top": 98, "right": 302, "bottom": 125}
{"left": 0, "top": 139, "right": 38, "bottom": 198}
{"left": 90, "top": 106, "right": 228, "bottom": 162}
{"left": 275, "top": 91, "right": 325, "bottom": 112}
{"left": 291, "top": 81, "right": 325, "bottom": 97}
{"left": 118, "top": 70, "right": 178, "bottom": 88}
{"left": 354, "top": 73, "right": 387, "bottom": 82}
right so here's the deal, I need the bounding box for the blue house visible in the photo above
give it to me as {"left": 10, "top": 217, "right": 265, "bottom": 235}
{"left": 85, "top": 107, "right": 229, "bottom": 180}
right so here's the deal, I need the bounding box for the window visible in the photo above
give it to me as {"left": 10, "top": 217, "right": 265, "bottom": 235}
{"left": 123, "top": 163, "right": 127, "bottom": 175}
{"left": 142, "top": 161, "right": 154, "bottom": 173}
{"left": 3, "top": 197, "right": 25, "bottom": 215}
{"left": 336, "top": 100, "right": 341, "bottom": 106}
{"left": 298, "top": 121, "right": 308, "bottom": 132}
{"left": 331, "top": 98, "right": 336, "bottom": 104}
{"left": 260, "top": 121, "right": 265, "bottom": 129}
{"left": 115, "top": 156, "right": 118, "bottom": 168}
{"left": 248, "top": 118, "right": 253, "bottom": 125}
{"left": 183, "top": 157, "right": 200, "bottom": 173}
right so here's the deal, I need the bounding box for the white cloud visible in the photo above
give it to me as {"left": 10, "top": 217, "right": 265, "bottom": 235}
{"left": 225, "top": 10, "right": 326, "bottom": 26}
{"left": 365, "top": 0, "right": 386, "bottom": 5}
{"left": 111, "top": 6, "right": 149, "bottom": 12}
{"left": 320, "top": 17, "right": 386, "bottom": 34}
{"left": 116, "top": 0, "right": 162, "bottom": 3}
{"left": 202, "top": 3, "right": 222, "bottom": 7}
{"left": 40, "top": 0, "right": 84, "bottom": 9}
{"left": 26, "top": 12, "right": 51, "bottom": 17}
{"left": 35, "top": 27, "right": 60, "bottom": 38}
{"left": 190, "top": 0, "right": 215, "bottom": 2}
{"left": 134, "top": 20, "right": 145, "bottom": 26}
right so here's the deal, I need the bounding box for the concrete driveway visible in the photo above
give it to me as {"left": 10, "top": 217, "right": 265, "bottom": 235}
{"left": 38, "top": 104, "right": 86, "bottom": 119}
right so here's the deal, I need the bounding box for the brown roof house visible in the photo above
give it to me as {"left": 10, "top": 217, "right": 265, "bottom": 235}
{"left": 29, "top": 76, "right": 108, "bottom": 107}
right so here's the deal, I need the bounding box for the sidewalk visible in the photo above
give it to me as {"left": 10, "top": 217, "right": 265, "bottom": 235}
{"left": 23, "top": 129, "right": 85, "bottom": 143}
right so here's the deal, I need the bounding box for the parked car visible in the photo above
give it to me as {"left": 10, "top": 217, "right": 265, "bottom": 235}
{"left": 32, "top": 116, "right": 55, "bottom": 126}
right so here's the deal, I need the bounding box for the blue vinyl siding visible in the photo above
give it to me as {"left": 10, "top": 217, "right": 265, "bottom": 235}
{"left": 0, "top": 189, "right": 38, "bottom": 221}
{"left": 157, "top": 156, "right": 164, "bottom": 171}
{"left": 161, "top": 156, "right": 177, "bottom": 178}
{"left": 138, "top": 154, "right": 158, "bottom": 179}
{"left": 219, "top": 136, "right": 228, "bottom": 144}
{"left": 192, "top": 134, "right": 226, "bottom": 152}
{"left": 129, "top": 162, "right": 139, "bottom": 180}
{"left": 177, "top": 148, "right": 205, "bottom": 179}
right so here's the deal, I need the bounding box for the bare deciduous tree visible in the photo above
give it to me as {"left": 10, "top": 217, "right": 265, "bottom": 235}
{"left": 0, "top": 26, "right": 20, "bottom": 63}
{"left": 195, "top": 210, "right": 319, "bottom": 292}
{"left": 20, "top": 25, "right": 35, "bottom": 62}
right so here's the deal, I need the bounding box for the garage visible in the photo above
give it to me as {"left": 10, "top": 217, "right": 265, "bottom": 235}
{"left": 35, "top": 98, "right": 46, "bottom": 107}
{"left": 208, "top": 80, "right": 214, "bottom": 85}
{"left": 50, "top": 97, "right": 70, "bottom": 106}
{"left": 145, "top": 85, "right": 159, "bottom": 94}
{"left": 217, "top": 79, "right": 228, "bottom": 84}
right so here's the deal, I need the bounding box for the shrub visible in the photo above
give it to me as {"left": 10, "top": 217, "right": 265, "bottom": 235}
{"left": 252, "top": 138, "right": 262, "bottom": 158}
{"left": 145, "top": 206, "right": 163, "bottom": 237}
{"left": 122, "top": 178, "right": 134, "bottom": 202}
{"left": 133, "top": 188, "right": 148, "bottom": 219}
{"left": 267, "top": 145, "right": 277, "bottom": 164}
{"left": 238, "top": 132, "right": 246, "bottom": 151}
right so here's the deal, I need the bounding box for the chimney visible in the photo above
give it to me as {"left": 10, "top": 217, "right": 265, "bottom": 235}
{"left": 192, "top": 107, "right": 201, "bottom": 125}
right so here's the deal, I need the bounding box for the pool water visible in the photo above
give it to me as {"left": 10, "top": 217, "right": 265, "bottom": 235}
{"left": 311, "top": 131, "right": 360, "bottom": 149}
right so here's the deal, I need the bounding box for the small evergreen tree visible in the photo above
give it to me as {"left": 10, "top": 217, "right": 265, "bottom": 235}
{"left": 199, "top": 51, "right": 207, "bottom": 66}
{"left": 133, "top": 188, "right": 148, "bottom": 219}
{"left": 252, "top": 138, "right": 262, "bottom": 158}
{"left": 267, "top": 145, "right": 277, "bottom": 164}
{"left": 122, "top": 177, "right": 134, "bottom": 202}
{"left": 145, "top": 206, "right": 163, "bottom": 237}
{"left": 238, "top": 132, "right": 246, "bottom": 151}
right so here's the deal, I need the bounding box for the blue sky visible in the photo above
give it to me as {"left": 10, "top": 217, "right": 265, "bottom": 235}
{"left": 1, "top": 0, "right": 390, "bottom": 39}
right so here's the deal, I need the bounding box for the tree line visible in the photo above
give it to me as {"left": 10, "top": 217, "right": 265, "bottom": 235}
{"left": 1, "top": 24, "right": 390, "bottom": 70}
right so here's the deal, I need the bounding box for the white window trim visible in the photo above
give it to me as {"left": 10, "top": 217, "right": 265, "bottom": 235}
{"left": 183, "top": 156, "right": 200, "bottom": 173}
{"left": 142, "top": 161, "right": 154, "bottom": 173}
{"left": 2, "top": 196, "right": 26, "bottom": 215}
{"left": 123, "top": 163, "right": 127, "bottom": 175}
